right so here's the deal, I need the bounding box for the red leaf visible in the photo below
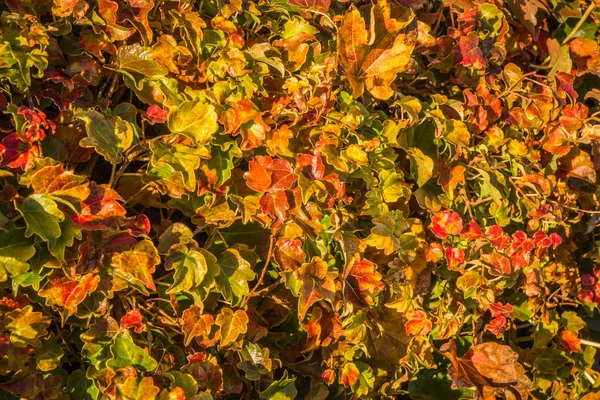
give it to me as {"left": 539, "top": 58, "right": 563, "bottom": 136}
{"left": 343, "top": 259, "right": 384, "bottom": 306}
{"left": 459, "top": 33, "right": 487, "bottom": 69}
{"left": 259, "top": 191, "right": 290, "bottom": 227}
{"left": 297, "top": 153, "right": 325, "bottom": 180}
{"left": 445, "top": 247, "right": 464, "bottom": 270}
{"left": 142, "top": 105, "right": 168, "bottom": 124}
{"left": 482, "top": 252, "right": 511, "bottom": 276}
{"left": 72, "top": 182, "right": 127, "bottom": 230}
{"left": 1, "top": 133, "right": 40, "bottom": 170}
{"left": 429, "top": 210, "right": 463, "bottom": 239}
{"left": 559, "top": 330, "right": 581, "bottom": 352}
{"left": 38, "top": 273, "right": 100, "bottom": 320}
{"left": 405, "top": 310, "right": 432, "bottom": 336}
{"left": 120, "top": 309, "right": 144, "bottom": 333}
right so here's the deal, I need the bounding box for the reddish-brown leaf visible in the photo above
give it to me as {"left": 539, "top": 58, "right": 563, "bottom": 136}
{"left": 274, "top": 238, "right": 306, "bottom": 271}
{"left": 343, "top": 259, "right": 384, "bottom": 306}
{"left": 39, "top": 273, "right": 100, "bottom": 320}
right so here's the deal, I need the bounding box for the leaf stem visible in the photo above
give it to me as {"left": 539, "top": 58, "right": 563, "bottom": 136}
{"left": 109, "top": 162, "right": 117, "bottom": 188}
{"left": 244, "top": 234, "right": 275, "bottom": 308}
{"left": 562, "top": 3, "right": 596, "bottom": 45}
{"left": 580, "top": 338, "right": 600, "bottom": 349}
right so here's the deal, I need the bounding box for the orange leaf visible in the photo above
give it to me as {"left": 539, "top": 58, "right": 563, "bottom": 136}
{"left": 343, "top": 259, "right": 384, "bottom": 306}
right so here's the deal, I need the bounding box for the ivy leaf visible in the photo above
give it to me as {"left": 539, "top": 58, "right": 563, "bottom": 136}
{"left": 441, "top": 341, "right": 532, "bottom": 400}
{"left": 244, "top": 156, "right": 297, "bottom": 193}
{"left": 365, "top": 210, "right": 411, "bottom": 255}
{"left": 81, "top": 317, "right": 120, "bottom": 369}
{"left": 164, "top": 245, "right": 209, "bottom": 294}
{"left": 260, "top": 371, "right": 297, "bottom": 400}
{"left": 217, "top": 247, "right": 257, "bottom": 306}
{"left": 48, "top": 217, "right": 82, "bottom": 262}
{"left": 560, "top": 311, "right": 586, "bottom": 333}
{"left": 338, "top": 0, "right": 418, "bottom": 99}
{"left": 111, "top": 240, "right": 160, "bottom": 294}
{"left": 215, "top": 308, "right": 249, "bottom": 348}
{"left": 181, "top": 305, "right": 215, "bottom": 346}
{"left": 114, "top": 44, "right": 168, "bottom": 77}
{"left": 295, "top": 257, "right": 336, "bottom": 320}
{"left": 38, "top": 273, "right": 100, "bottom": 322}
{"left": 534, "top": 348, "right": 569, "bottom": 374}
{"left": 17, "top": 194, "right": 65, "bottom": 242}
{"left": 0, "top": 225, "right": 35, "bottom": 282}
{"left": 274, "top": 238, "right": 306, "bottom": 271}
{"left": 343, "top": 259, "right": 384, "bottom": 307}
{"left": 237, "top": 342, "right": 274, "bottom": 381}
{"left": 206, "top": 145, "right": 235, "bottom": 187}
{"left": 408, "top": 148, "right": 434, "bottom": 187}
{"left": 107, "top": 332, "right": 158, "bottom": 372}
{"left": 72, "top": 182, "right": 127, "bottom": 230}
{"left": 167, "top": 99, "right": 219, "bottom": 145}
{"left": 116, "top": 376, "right": 160, "bottom": 400}
{"left": 24, "top": 159, "right": 90, "bottom": 204}
{"left": 260, "top": 191, "right": 290, "bottom": 227}
{"left": 3, "top": 305, "right": 51, "bottom": 348}
{"left": 36, "top": 334, "right": 64, "bottom": 371}
{"left": 78, "top": 110, "right": 135, "bottom": 164}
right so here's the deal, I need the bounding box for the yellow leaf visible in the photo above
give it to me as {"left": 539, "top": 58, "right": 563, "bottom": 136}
{"left": 338, "top": 0, "right": 417, "bottom": 99}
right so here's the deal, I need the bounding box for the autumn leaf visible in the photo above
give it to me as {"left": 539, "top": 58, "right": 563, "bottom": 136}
{"left": 295, "top": 257, "right": 336, "bottom": 320}
{"left": 111, "top": 240, "right": 161, "bottom": 294}
{"left": 38, "top": 272, "right": 100, "bottom": 322}
{"left": 181, "top": 305, "right": 215, "bottom": 346}
{"left": 164, "top": 245, "right": 210, "bottom": 294}
{"left": 343, "top": 258, "right": 384, "bottom": 306}
{"left": 116, "top": 376, "right": 160, "bottom": 400}
{"left": 0, "top": 225, "right": 35, "bottom": 282}
{"left": 274, "top": 238, "right": 306, "bottom": 271}
{"left": 215, "top": 308, "right": 249, "bottom": 348}
{"left": 338, "top": 0, "right": 418, "bottom": 99}
{"left": 441, "top": 341, "right": 532, "bottom": 400}
{"left": 167, "top": 99, "right": 219, "bottom": 145}
{"left": 72, "top": 182, "right": 127, "bottom": 230}
{"left": 77, "top": 109, "right": 135, "bottom": 164}
{"left": 3, "top": 306, "right": 51, "bottom": 348}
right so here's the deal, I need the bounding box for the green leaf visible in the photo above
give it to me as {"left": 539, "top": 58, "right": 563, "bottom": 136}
{"left": 48, "top": 217, "right": 82, "bottom": 262}
{"left": 66, "top": 370, "right": 100, "bottom": 400}
{"left": 207, "top": 146, "right": 235, "bottom": 187}
{"left": 408, "top": 148, "right": 434, "bottom": 187}
{"left": 78, "top": 110, "right": 135, "bottom": 164}
{"left": 260, "top": 371, "right": 297, "bottom": 400}
{"left": 217, "top": 247, "right": 257, "bottom": 306}
{"left": 0, "top": 225, "right": 35, "bottom": 282}
{"left": 164, "top": 371, "right": 198, "bottom": 399}
{"left": 165, "top": 245, "right": 209, "bottom": 294}
{"left": 81, "top": 317, "right": 120, "bottom": 369}
{"left": 168, "top": 99, "right": 219, "bottom": 145}
{"left": 534, "top": 348, "right": 569, "bottom": 374}
{"left": 36, "top": 334, "right": 64, "bottom": 371}
{"left": 561, "top": 311, "right": 586, "bottom": 333}
{"left": 107, "top": 332, "right": 158, "bottom": 372}
{"left": 16, "top": 194, "right": 64, "bottom": 242}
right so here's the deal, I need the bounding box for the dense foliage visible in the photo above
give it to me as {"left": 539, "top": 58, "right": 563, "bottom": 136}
{"left": 0, "top": 0, "right": 600, "bottom": 398}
